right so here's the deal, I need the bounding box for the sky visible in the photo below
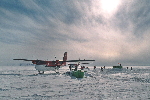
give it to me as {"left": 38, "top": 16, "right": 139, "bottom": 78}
{"left": 1, "top": 0, "right": 150, "bottom": 66}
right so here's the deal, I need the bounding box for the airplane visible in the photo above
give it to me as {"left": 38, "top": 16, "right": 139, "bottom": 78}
{"left": 13, "top": 52, "right": 95, "bottom": 74}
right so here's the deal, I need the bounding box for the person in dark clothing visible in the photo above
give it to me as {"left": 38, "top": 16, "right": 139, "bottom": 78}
{"left": 69, "top": 65, "right": 71, "bottom": 71}
{"left": 75, "top": 65, "right": 78, "bottom": 71}
{"left": 103, "top": 66, "right": 105, "bottom": 69}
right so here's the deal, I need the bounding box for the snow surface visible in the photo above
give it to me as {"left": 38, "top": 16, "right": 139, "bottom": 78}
{"left": 0, "top": 66, "right": 150, "bottom": 100}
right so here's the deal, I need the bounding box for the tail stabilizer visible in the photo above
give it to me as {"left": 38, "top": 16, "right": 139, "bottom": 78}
{"left": 63, "top": 52, "right": 67, "bottom": 65}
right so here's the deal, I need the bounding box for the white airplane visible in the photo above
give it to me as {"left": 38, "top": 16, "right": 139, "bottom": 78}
{"left": 14, "top": 52, "right": 95, "bottom": 74}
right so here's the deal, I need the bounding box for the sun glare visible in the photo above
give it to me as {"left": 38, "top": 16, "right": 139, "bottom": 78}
{"left": 100, "top": 0, "right": 121, "bottom": 15}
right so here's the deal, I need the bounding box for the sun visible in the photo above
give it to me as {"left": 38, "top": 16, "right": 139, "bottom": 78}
{"left": 100, "top": 0, "right": 121, "bottom": 15}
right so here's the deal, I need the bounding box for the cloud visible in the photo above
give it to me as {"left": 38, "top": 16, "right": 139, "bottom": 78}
{"left": 0, "top": 0, "right": 150, "bottom": 66}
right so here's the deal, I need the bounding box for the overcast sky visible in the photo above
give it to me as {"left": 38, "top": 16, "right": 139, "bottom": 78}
{"left": 1, "top": 0, "right": 150, "bottom": 66}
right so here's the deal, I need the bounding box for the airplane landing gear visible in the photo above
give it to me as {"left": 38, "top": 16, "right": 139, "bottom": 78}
{"left": 38, "top": 71, "right": 44, "bottom": 74}
{"left": 55, "top": 66, "right": 60, "bottom": 73}
{"left": 55, "top": 69, "right": 59, "bottom": 73}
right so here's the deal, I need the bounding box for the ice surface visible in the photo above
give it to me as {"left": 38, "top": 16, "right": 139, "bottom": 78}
{"left": 0, "top": 66, "right": 150, "bottom": 100}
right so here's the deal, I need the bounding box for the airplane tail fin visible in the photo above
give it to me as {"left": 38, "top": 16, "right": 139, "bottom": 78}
{"left": 63, "top": 52, "right": 67, "bottom": 65}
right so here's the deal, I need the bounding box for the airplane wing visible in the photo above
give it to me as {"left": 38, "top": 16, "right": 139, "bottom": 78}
{"left": 65, "top": 60, "right": 95, "bottom": 62}
{"left": 13, "top": 59, "right": 95, "bottom": 65}
{"left": 68, "top": 63, "right": 90, "bottom": 65}
{"left": 66, "top": 59, "right": 95, "bottom": 66}
{"left": 13, "top": 59, "right": 42, "bottom": 61}
{"left": 13, "top": 59, "right": 48, "bottom": 65}
{"left": 13, "top": 59, "right": 27, "bottom": 60}
{"left": 24, "top": 60, "right": 43, "bottom": 61}
{"left": 81, "top": 63, "right": 90, "bottom": 64}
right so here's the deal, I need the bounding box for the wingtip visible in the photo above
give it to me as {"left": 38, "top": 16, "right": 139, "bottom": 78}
{"left": 13, "top": 59, "right": 27, "bottom": 60}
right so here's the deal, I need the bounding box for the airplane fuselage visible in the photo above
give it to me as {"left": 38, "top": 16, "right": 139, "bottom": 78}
{"left": 35, "top": 65, "right": 63, "bottom": 71}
